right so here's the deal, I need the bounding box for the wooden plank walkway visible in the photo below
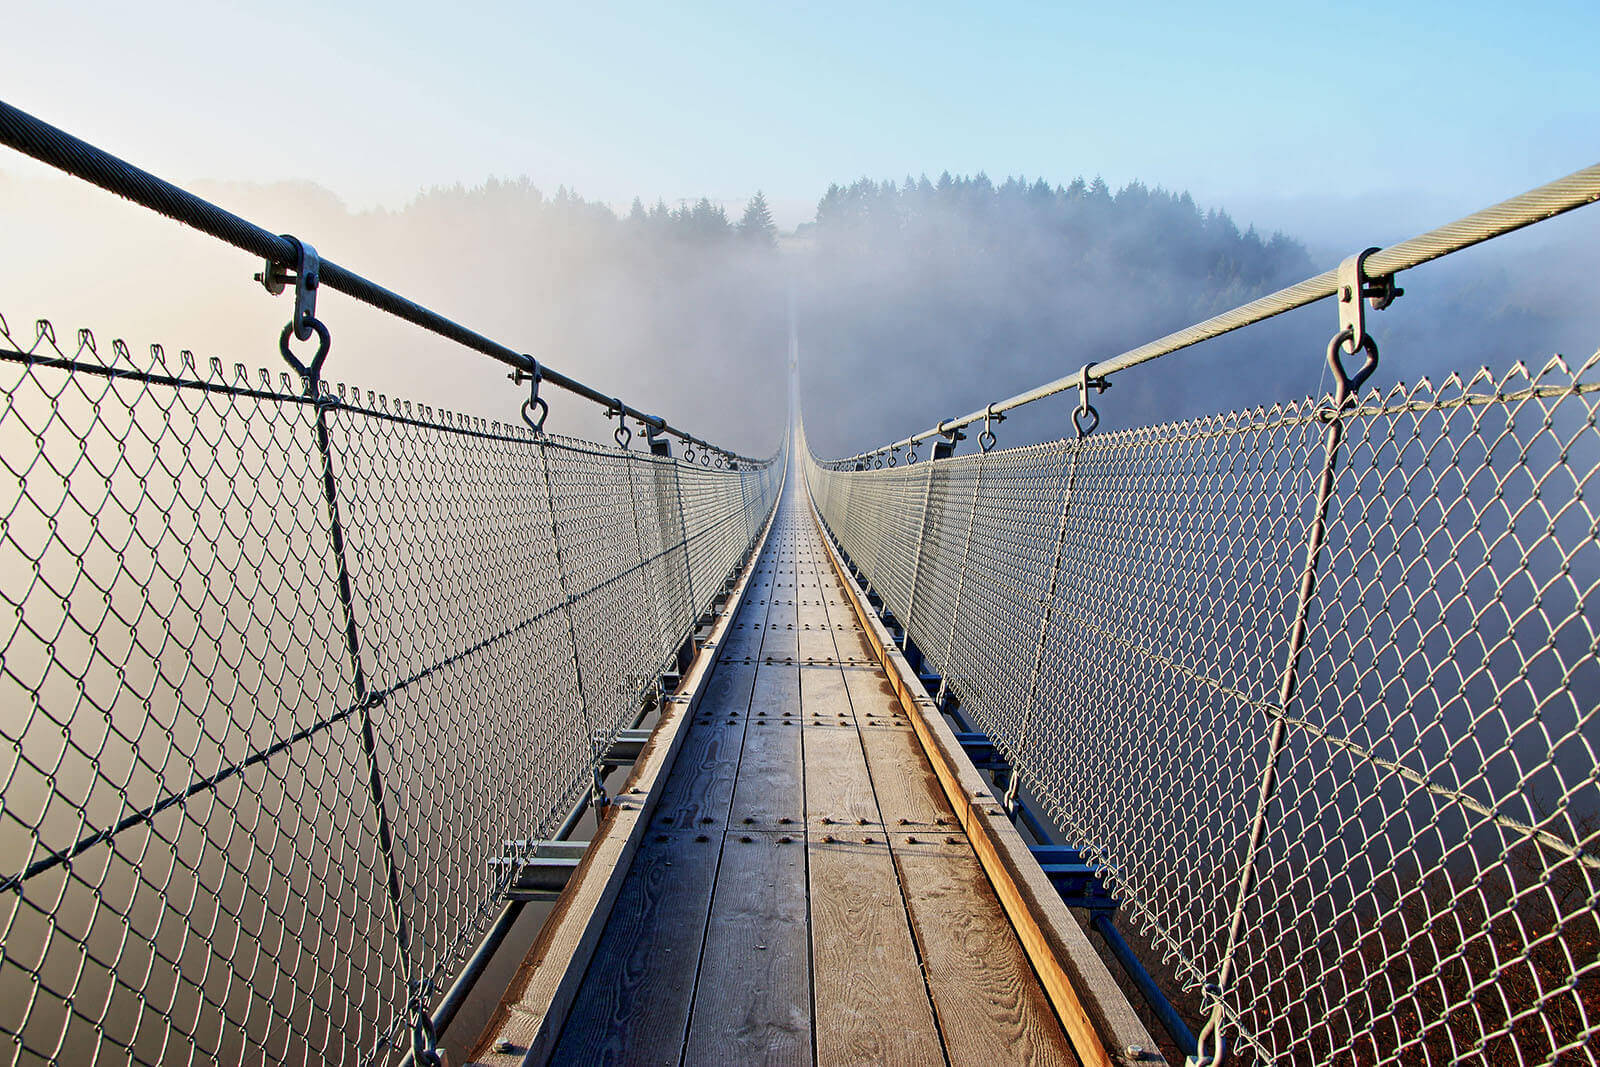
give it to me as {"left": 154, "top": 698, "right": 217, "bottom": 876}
{"left": 534, "top": 474, "right": 1080, "bottom": 1067}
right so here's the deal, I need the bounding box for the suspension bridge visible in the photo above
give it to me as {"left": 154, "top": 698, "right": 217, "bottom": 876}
{"left": 0, "top": 99, "right": 1597, "bottom": 1066}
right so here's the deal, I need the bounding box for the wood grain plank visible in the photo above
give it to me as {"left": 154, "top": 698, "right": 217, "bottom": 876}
{"left": 548, "top": 830, "right": 725, "bottom": 1066}
{"left": 796, "top": 595, "right": 839, "bottom": 660}
{"left": 860, "top": 727, "right": 957, "bottom": 829}
{"left": 808, "top": 833, "right": 945, "bottom": 1067}
{"left": 802, "top": 722, "right": 880, "bottom": 828}
{"left": 892, "top": 833, "right": 1079, "bottom": 1067}
{"left": 718, "top": 616, "right": 767, "bottom": 661}
{"left": 654, "top": 719, "right": 750, "bottom": 835}
{"left": 841, "top": 667, "right": 913, "bottom": 729}
{"left": 729, "top": 667, "right": 804, "bottom": 830}
{"left": 683, "top": 831, "right": 813, "bottom": 1066}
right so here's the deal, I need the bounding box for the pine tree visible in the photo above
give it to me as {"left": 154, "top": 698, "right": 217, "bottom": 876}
{"left": 738, "top": 190, "right": 778, "bottom": 247}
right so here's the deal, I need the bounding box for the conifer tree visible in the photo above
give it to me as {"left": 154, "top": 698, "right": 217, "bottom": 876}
{"left": 739, "top": 190, "right": 778, "bottom": 247}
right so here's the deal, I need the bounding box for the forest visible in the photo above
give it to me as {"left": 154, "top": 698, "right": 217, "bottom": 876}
{"left": 4, "top": 166, "right": 1590, "bottom": 460}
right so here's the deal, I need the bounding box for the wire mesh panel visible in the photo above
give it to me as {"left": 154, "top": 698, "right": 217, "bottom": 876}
{"left": 0, "top": 313, "right": 779, "bottom": 1066}
{"left": 805, "top": 350, "right": 1600, "bottom": 1065}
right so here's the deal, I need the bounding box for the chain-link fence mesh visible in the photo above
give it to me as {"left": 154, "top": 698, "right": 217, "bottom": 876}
{"left": 806, "top": 349, "right": 1600, "bottom": 1065}
{"left": 0, "top": 313, "right": 779, "bottom": 1065}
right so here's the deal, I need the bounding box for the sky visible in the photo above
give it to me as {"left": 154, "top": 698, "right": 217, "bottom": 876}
{"left": 4, "top": 0, "right": 1596, "bottom": 238}
{"left": 1, "top": 0, "right": 1595, "bottom": 457}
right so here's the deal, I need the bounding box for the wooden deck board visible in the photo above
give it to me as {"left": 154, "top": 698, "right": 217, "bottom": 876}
{"left": 860, "top": 726, "right": 956, "bottom": 829}
{"left": 808, "top": 832, "right": 946, "bottom": 1067}
{"left": 802, "top": 719, "right": 880, "bottom": 829}
{"left": 892, "top": 833, "right": 1079, "bottom": 1067}
{"left": 683, "top": 832, "right": 813, "bottom": 1066}
{"left": 531, "top": 475, "right": 1122, "bottom": 1067}
{"left": 548, "top": 830, "right": 724, "bottom": 1066}
{"left": 728, "top": 670, "right": 803, "bottom": 831}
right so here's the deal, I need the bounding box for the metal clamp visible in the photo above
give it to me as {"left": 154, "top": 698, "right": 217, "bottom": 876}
{"left": 604, "top": 398, "right": 631, "bottom": 449}
{"left": 979, "top": 404, "right": 1005, "bottom": 452}
{"left": 1336, "top": 246, "right": 1403, "bottom": 354}
{"left": 1075, "top": 364, "right": 1110, "bottom": 438}
{"left": 936, "top": 418, "right": 967, "bottom": 444}
{"left": 256, "top": 236, "right": 320, "bottom": 342}
{"left": 511, "top": 359, "right": 548, "bottom": 433}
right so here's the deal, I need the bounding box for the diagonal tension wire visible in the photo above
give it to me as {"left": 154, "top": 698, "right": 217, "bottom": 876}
{"left": 0, "top": 98, "right": 763, "bottom": 466}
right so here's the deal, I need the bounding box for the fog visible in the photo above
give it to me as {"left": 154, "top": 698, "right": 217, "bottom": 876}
{"left": 795, "top": 173, "right": 1600, "bottom": 458}
{"left": 0, "top": 171, "right": 791, "bottom": 459}
{"left": 2, "top": 163, "right": 1595, "bottom": 464}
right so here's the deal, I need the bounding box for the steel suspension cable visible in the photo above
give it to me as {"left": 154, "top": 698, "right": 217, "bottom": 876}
{"left": 831, "top": 161, "right": 1600, "bottom": 464}
{"left": 0, "top": 98, "right": 764, "bottom": 464}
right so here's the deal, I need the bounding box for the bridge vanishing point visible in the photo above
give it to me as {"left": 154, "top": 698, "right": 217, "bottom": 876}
{"left": 1, "top": 100, "right": 1598, "bottom": 1067}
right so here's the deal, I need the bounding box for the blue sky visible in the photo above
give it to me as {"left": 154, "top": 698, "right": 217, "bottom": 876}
{"left": 5, "top": 0, "right": 1596, "bottom": 236}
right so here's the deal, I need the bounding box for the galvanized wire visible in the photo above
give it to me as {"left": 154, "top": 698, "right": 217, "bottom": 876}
{"left": 806, "top": 350, "right": 1600, "bottom": 1065}
{"left": 0, "top": 313, "right": 780, "bottom": 1065}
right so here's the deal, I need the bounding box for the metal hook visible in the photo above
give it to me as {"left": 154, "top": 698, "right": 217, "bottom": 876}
{"left": 1074, "top": 364, "right": 1109, "bottom": 439}
{"left": 979, "top": 404, "right": 1004, "bottom": 452}
{"left": 1337, "top": 246, "right": 1403, "bottom": 355}
{"left": 279, "top": 317, "right": 331, "bottom": 389}
{"left": 604, "top": 397, "right": 632, "bottom": 447}
{"left": 1326, "top": 328, "right": 1380, "bottom": 407}
{"left": 512, "top": 358, "right": 548, "bottom": 433}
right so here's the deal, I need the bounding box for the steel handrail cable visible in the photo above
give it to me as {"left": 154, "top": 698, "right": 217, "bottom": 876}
{"left": 830, "top": 161, "right": 1600, "bottom": 464}
{"left": 0, "top": 98, "right": 768, "bottom": 465}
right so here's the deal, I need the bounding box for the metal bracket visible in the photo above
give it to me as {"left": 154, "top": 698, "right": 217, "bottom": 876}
{"left": 1077, "top": 364, "right": 1111, "bottom": 408}
{"left": 979, "top": 405, "right": 1005, "bottom": 452}
{"left": 1336, "top": 247, "right": 1402, "bottom": 352}
{"left": 491, "top": 839, "right": 591, "bottom": 900}
{"left": 256, "top": 236, "right": 319, "bottom": 341}
{"left": 1075, "top": 365, "right": 1111, "bottom": 437}
{"left": 509, "top": 359, "right": 548, "bottom": 432}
